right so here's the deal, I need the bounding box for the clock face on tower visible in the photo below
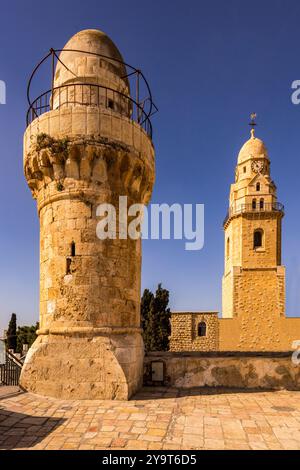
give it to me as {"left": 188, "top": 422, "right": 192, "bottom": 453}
{"left": 251, "top": 160, "right": 264, "bottom": 173}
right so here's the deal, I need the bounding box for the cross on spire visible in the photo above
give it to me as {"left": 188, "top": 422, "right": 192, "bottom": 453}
{"left": 249, "top": 112, "right": 257, "bottom": 138}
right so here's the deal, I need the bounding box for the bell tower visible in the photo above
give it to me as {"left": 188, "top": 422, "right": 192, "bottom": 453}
{"left": 222, "top": 116, "right": 285, "bottom": 349}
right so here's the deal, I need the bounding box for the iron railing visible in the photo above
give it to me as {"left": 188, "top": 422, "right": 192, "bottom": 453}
{"left": 26, "top": 48, "right": 158, "bottom": 138}
{"left": 223, "top": 202, "right": 284, "bottom": 226}
{"left": 26, "top": 82, "right": 153, "bottom": 136}
{"left": 0, "top": 351, "right": 23, "bottom": 386}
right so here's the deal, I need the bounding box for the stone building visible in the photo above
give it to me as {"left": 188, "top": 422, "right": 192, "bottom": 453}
{"left": 170, "top": 128, "right": 300, "bottom": 351}
{"left": 20, "top": 29, "right": 155, "bottom": 400}
{"left": 170, "top": 312, "right": 219, "bottom": 351}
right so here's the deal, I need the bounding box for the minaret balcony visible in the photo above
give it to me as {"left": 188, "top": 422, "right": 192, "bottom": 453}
{"left": 26, "top": 48, "right": 158, "bottom": 139}
{"left": 26, "top": 82, "right": 153, "bottom": 137}
{"left": 223, "top": 202, "right": 284, "bottom": 227}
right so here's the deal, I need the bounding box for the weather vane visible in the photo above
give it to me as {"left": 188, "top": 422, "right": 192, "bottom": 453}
{"left": 249, "top": 112, "right": 257, "bottom": 129}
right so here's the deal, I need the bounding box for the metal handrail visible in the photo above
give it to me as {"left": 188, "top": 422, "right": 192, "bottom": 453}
{"left": 223, "top": 202, "right": 284, "bottom": 226}
{"left": 0, "top": 351, "right": 22, "bottom": 386}
{"left": 7, "top": 350, "right": 23, "bottom": 368}
{"left": 26, "top": 82, "right": 153, "bottom": 137}
{"left": 26, "top": 48, "right": 158, "bottom": 138}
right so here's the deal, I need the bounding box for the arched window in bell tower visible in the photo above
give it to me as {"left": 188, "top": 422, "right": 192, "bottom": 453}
{"left": 254, "top": 229, "right": 264, "bottom": 249}
{"left": 256, "top": 182, "right": 260, "bottom": 191}
{"left": 252, "top": 199, "right": 257, "bottom": 210}
{"left": 259, "top": 198, "right": 264, "bottom": 210}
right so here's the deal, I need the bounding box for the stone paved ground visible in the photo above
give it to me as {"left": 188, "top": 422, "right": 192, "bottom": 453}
{"left": 0, "top": 386, "right": 21, "bottom": 399}
{"left": 0, "top": 387, "right": 300, "bottom": 450}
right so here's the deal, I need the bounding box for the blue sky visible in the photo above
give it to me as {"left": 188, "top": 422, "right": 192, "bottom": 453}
{"left": 1, "top": 0, "right": 300, "bottom": 332}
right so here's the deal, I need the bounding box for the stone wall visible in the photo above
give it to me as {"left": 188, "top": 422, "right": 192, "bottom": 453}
{"left": 169, "top": 312, "right": 300, "bottom": 353}
{"left": 219, "top": 317, "right": 300, "bottom": 352}
{"left": 169, "top": 312, "right": 219, "bottom": 351}
{"left": 144, "top": 351, "right": 300, "bottom": 390}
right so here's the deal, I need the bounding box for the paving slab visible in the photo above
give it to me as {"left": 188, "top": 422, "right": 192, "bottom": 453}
{"left": 0, "top": 387, "right": 300, "bottom": 450}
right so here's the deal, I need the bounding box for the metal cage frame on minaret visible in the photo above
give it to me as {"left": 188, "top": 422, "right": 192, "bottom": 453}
{"left": 26, "top": 48, "right": 158, "bottom": 137}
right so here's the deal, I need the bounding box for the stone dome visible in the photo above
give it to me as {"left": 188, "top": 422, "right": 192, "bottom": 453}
{"left": 237, "top": 130, "right": 269, "bottom": 164}
{"left": 53, "top": 29, "right": 129, "bottom": 91}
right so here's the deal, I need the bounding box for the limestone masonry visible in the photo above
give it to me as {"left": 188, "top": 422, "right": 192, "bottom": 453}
{"left": 145, "top": 352, "right": 300, "bottom": 390}
{"left": 20, "top": 29, "right": 155, "bottom": 399}
{"left": 170, "top": 128, "right": 300, "bottom": 351}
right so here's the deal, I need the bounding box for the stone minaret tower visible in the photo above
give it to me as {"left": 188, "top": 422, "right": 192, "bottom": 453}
{"left": 222, "top": 125, "right": 285, "bottom": 349}
{"left": 20, "top": 30, "right": 155, "bottom": 399}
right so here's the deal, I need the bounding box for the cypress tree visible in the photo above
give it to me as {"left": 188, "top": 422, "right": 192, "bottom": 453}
{"left": 7, "top": 313, "right": 17, "bottom": 351}
{"left": 141, "top": 284, "right": 171, "bottom": 352}
{"left": 141, "top": 288, "right": 154, "bottom": 352}
{"left": 153, "top": 284, "right": 171, "bottom": 351}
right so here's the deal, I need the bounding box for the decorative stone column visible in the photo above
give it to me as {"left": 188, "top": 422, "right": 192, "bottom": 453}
{"left": 20, "top": 29, "right": 155, "bottom": 399}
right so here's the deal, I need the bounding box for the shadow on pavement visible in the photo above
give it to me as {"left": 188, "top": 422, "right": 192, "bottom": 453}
{"left": 0, "top": 404, "right": 65, "bottom": 450}
{"left": 134, "top": 386, "right": 277, "bottom": 400}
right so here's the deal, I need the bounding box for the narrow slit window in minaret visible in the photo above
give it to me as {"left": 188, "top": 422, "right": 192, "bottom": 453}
{"left": 66, "top": 258, "right": 72, "bottom": 275}
{"left": 71, "top": 241, "right": 76, "bottom": 257}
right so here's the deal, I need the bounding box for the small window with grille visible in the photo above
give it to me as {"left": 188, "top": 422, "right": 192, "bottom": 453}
{"left": 198, "top": 322, "right": 207, "bottom": 337}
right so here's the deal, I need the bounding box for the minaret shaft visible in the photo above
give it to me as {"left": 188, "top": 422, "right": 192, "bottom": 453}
{"left": 20, "top": 30, "right": 155, "bottom": 400}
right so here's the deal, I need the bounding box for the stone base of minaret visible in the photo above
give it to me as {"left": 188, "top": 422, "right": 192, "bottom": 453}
{"left": 20, "top": 331, "right": 144, "bottom": 400}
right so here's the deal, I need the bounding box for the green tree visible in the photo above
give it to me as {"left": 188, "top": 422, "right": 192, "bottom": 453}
{"left": 153, "top": 284, "right": 171, "bottom": 351}
{"left": 141, "top": 284, "right": 171, "bottom": 352}
{"left": 141, "top": 288, "right": 154, "bottom": 343}
{"left": 16, "top": 322, "right": 39, "bottom": 354}
{"left": 7, "top": 313, "right": 17, "bottom": 351}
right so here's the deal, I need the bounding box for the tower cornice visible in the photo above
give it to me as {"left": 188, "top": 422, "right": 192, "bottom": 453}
{"left": 223, "top": 202, "right": 284, "bottom": 228}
